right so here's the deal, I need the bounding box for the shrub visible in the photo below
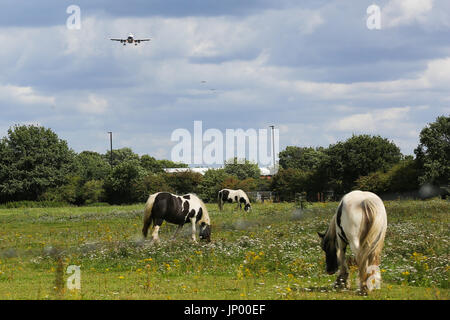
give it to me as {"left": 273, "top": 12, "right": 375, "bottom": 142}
{"left": 80, "top": 180, "right": 105, "bottom": 204}
{"left": 103, "top": 160, "right": 147, "bottom": 204}
{"left": 355, "top": 159, "right": 420, "bottom": 194}
{"left": 197, "top": 169, "right": 234, "bottom": 202}
{"left": 164, "top": 171, "right": 203, "bottom": 195}
{"left": 135, "top": 173, "right": 174, "bottom": 202}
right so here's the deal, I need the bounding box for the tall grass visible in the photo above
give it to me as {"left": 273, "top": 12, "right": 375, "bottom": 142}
{"left": 0, "top": 200, "right": 448, "bottom": 299}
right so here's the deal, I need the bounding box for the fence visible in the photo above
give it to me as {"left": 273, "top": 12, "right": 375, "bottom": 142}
{"left": 247, "top": 191, "right": 274, "bottom": 203}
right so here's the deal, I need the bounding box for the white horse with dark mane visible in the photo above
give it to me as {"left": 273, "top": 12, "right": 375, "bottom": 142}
{"left": 318, "top": 190, "right": 387, "bottom": 294}
{"left": 218, "top": 189, "right": 251, "bottom": 212}
{"left": 142, "top": 192, "right": 211, "bottom": 243}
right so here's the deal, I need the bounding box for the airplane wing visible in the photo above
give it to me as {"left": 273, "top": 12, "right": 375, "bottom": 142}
{"left": 110, "top": 39, "right": 125, "bottom": 42}
{"left": 135, "top": 39, "right": 151, "bottom": 43}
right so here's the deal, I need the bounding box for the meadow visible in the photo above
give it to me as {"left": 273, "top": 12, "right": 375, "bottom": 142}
{"left": 0, "top": 200, "right": 448, "bottom": 300}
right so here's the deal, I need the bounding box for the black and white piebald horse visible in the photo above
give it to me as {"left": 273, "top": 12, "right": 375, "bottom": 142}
{"left": 318, "top": 190, "right": 387, "bottom": 294}
{"left": 142, "top": 192, "right": 211, "bottom": 243}
{"left": 218, "top": 189, "right": 251, "bottom": 212}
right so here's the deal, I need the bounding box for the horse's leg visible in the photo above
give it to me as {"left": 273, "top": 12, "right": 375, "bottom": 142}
{"left": 190, "top": 217, "right": 197, "bottom": 242}
{"left": 359, "top": 249, "right": 382, "bottom": 295}
{"left": 142, "top": 218, "right": 152, "bottom": 239}
{"left": 172, "top": 225, "right": 183, "bottom": 240}
{"left": 352, "top": 242, "right": 370, "bottom": 295}
{"left": 151, "top": 225, "right": 161, "bottom": 244}
{"left": 335, "top": 239, "right": 349, "bottom": 289}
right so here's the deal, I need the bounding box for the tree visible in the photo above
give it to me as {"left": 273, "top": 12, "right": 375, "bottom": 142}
{"left": 279, "top": 146, "right": 326, "bottom": 171}
{"left": 224, "top": 158, "right": 261, "bottom": 180}
{"left": 140, "top": 155, "right": 163, "bottom": 173}
{"left": 355, "top": 159, "right": 420, "bottom": 194}
{"left": 0, "top": 125, "right": 76, "bottom": 202}
{"left": 197, "top": 169, "right": 234, "bottom": 202}
{"left": 103, "top": 160, "right": 146, "bottom": 204}
{"left": 164, "top": 171, "right": 203, "bottom": 194}
{"left": 76, "top": 151, "right": 110, "bottom": 183}
{"left": 236, "top": 178, "right": 259, "bottom": 193}
{"left": 104, "top": 147, "right": 139, "bottom": 167}
{"left": 415, "top": 115, "right": 450, "bottom": 185}
{"left": 157, "top": 159, "right": 188, "bottom": 169}
{"left": 135, "top": 173, "right": 173, "bottom": 202}
{"left": 80, "top": 180, "right": 105, "bottom": 204}
{"left": 321, "top": 135, "right": 403, "bottom": 194}
{"left": 271, "top": 168, "right": 312, "bottom": 201}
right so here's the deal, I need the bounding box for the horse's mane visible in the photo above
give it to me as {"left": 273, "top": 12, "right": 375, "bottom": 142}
{"left": 324, "top": 214, "right": 337, "bottom": 248}
{"left": 327, "top": 214, "right": 337, "bottom": 235}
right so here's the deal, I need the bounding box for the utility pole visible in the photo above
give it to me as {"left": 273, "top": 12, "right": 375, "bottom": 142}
{"left": 108, "top": 132, "right": 113, "bottom": 167}
{"left": 269, "top": 125, "right": 275, "bottom": 173}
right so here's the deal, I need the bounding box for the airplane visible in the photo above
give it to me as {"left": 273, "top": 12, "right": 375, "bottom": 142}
{"left": 110, "top": 33, "right": 151, "bottom": 46}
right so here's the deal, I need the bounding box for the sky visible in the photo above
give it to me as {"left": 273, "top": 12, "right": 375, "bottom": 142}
{"left": 0, "top": 0, "right": 449, "bottom": 164}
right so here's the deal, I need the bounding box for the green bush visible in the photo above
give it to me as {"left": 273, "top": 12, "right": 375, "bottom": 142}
{"left": 80, "top": 180, "right": 105, "bottom": 205}
{"left": 164, "top": 171, "right": 203, "bottom": 195}
{"left": 271, "top": 168, "right": 312, "bottom": 201}
{"left": 103, "top": 160, "right": 147, "bottom": 204}
{"left": 197, "top": 169, "right": 234, "bottom": 202}
{"left": 355, "top": 159, "right": 420, "bottom": 194}
{"left": 135, "top": 173, "right": 174, "bottom": 202}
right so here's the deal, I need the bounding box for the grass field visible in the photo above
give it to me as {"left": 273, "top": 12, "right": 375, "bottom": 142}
{"left": 0, "top": 200, "right": 448, "bottom": 300}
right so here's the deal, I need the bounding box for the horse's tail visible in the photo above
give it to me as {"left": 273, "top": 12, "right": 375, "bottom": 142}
{"left": 218, "top": 190, "right": 223, "bottom": 211}
{"left": 357, "top": 195, "right": 387, "bottom": 288}
{"left": 142, "top": 193, "right": 158, "bottom": 238}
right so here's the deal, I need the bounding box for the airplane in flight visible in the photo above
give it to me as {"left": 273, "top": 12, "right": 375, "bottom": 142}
{"left": 110, "top": 33, "right": 151, "bottom": 46}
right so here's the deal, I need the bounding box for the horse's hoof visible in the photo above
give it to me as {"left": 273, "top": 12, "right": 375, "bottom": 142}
{"left": 333, "top": 282, "right": 347, "bottom": 290}
{"left": 357, "top": 288, "right": 369, "bottom": 296}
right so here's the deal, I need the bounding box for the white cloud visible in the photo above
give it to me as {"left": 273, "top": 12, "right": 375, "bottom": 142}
{"left": 382, "top": 0, "right": 434, "bottom": 28}
{"left": 0, "top": 84, "right": 55, "bottom": 106}
{"left": 77, "top": 94, "right": 109, "bottom": 114}
{"left": 329, "top": 106, "right": 429, "bottom": 153}
{"left": 0, "top": 3, "right": 447, "bottom": 158}
{"left": 332, "top": 107, "right": 410, "bottom": 132}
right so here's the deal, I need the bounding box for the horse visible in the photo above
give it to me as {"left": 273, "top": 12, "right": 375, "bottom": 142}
{"left": 318, "top": 190, "right": 387, "bottom": 294}
{"left": 218, "top": 189, "right": 251, "bottom": 212}
{"left": 142, "top": 192, "right": 211, "bottom": 243}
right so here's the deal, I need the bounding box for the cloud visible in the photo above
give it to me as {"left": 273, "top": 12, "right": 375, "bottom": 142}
{"left": 332, "top": 107, "right": 411, "bottom": 132}
{"left": 77, "top": 94, "right": 109, "bottom": 114}
{"left": 382, "top": 0, "right": 434, "bottom": 28}
{"left": 0, "top": 1, "right": 449, "bottom": 159}
{"left": 0, "top": 84, "right": 55, "bottom": 106}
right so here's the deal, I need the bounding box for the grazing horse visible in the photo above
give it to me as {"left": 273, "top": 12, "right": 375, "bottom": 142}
{"left": 318, "top": 190, "right": 387, "bottom": 294}
{"left": 218, "top": 189, "right": 251, "bottom": 212}
{"left": 142, "top": 192, "right": 211, "bottom": 243}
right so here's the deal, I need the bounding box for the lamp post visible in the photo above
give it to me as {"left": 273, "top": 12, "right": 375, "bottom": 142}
{"left": 269, "top": 125, "right": 275, "bottom": 173}
{"left": 108, "top": 132, "right": 113, "bottom": 167}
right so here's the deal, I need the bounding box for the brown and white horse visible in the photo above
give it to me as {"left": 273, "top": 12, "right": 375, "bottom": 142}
{"left": 142, "top": 192, "right": 211, "bottom": 243}
{"left": 318, "top": 190, "right": 387, "bottom": 294}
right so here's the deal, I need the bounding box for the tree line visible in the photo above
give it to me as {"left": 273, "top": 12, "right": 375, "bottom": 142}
{"left": 0, "top": 115, "right": 448, "bottom": 206}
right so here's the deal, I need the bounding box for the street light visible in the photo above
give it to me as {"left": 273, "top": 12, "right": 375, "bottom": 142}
{"left": 269, "top": 125, "right": 276, "bottom": 173}
{"left": 108, "top": 132, "right": 113, "bottom": 167}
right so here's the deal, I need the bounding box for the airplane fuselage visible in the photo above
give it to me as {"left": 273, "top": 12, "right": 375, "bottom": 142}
{"left": 111, "top": 34, "right": 150, "bottom": 46}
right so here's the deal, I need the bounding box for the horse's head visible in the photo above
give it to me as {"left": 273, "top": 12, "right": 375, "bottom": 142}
{"left": 318, "top": 231, "right": 338, "bottom": 275}
{"left": 199, "top": 222, "right": 211, "bottom": 242}
{"left": 244, "top": 203, "right": 251, "bottom": 212}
